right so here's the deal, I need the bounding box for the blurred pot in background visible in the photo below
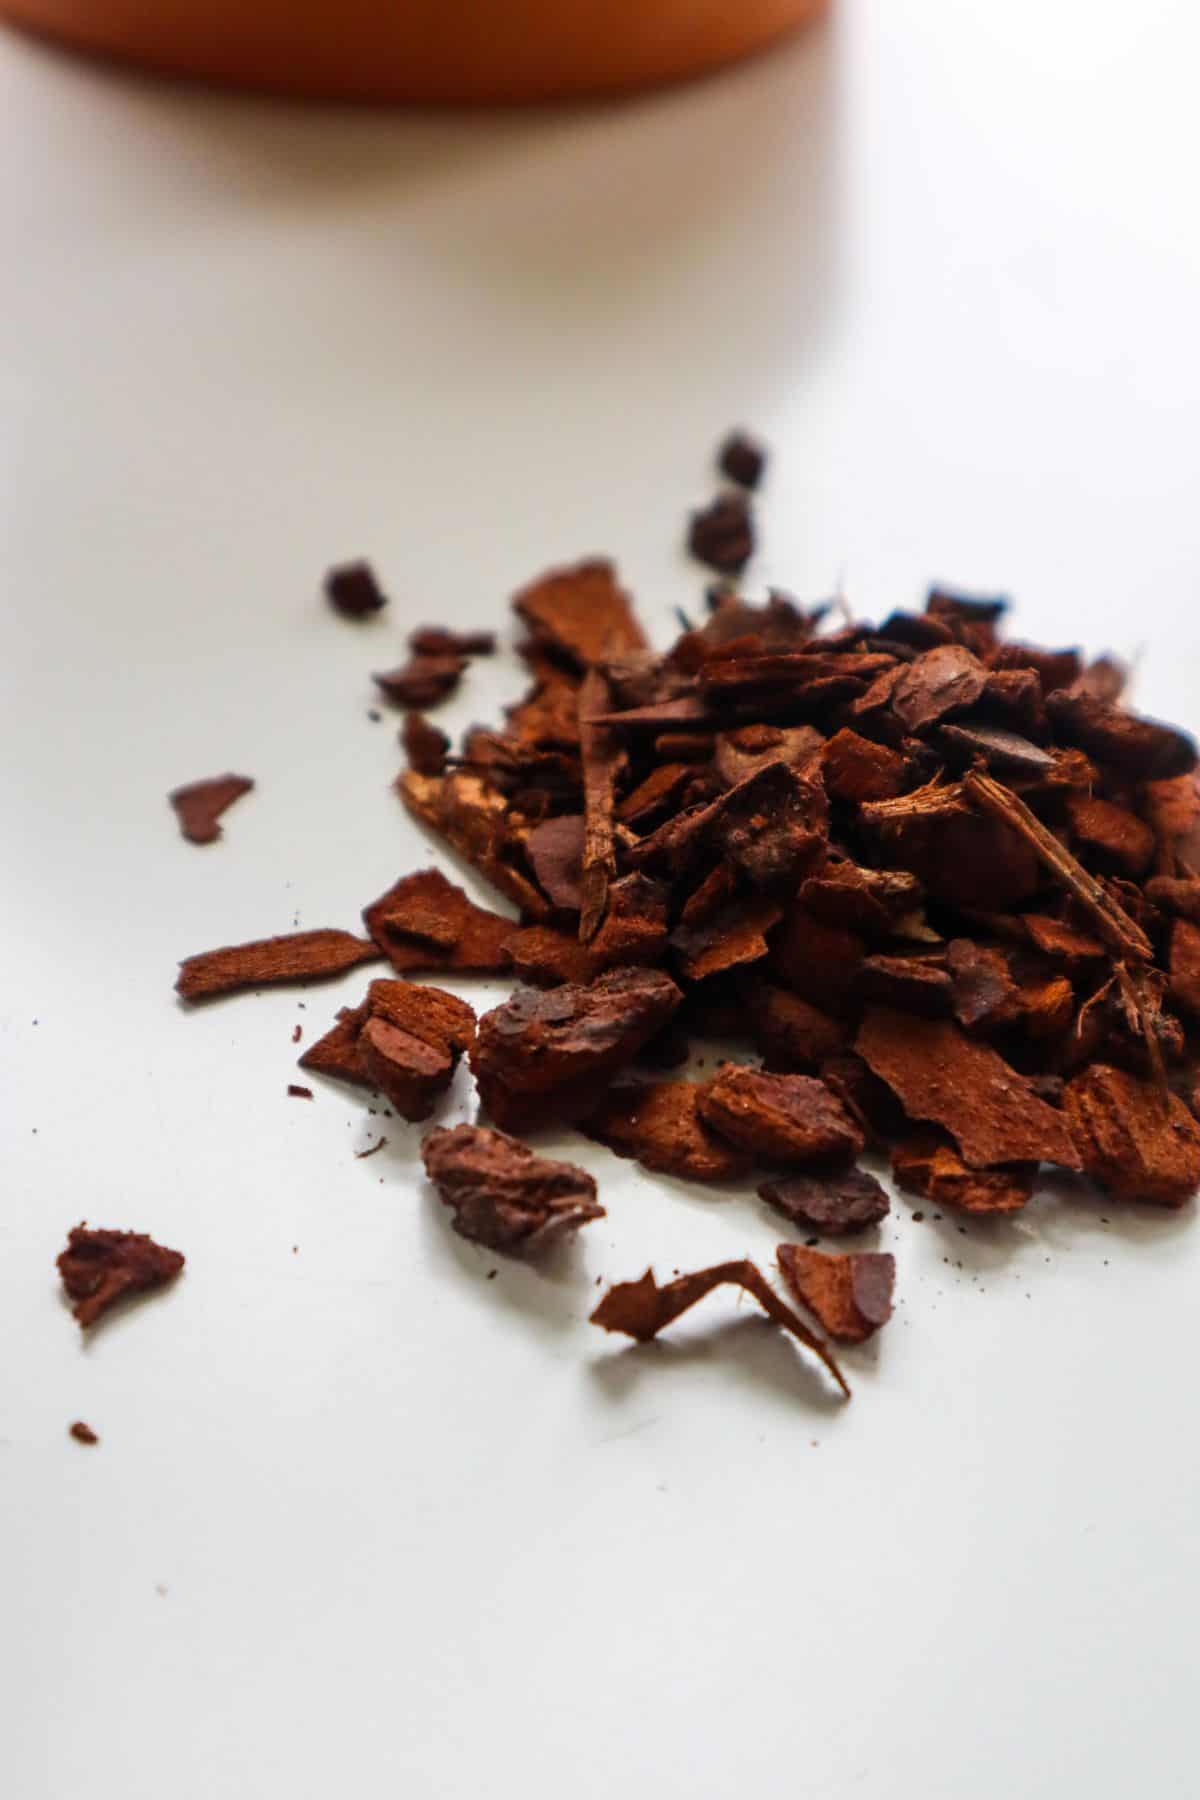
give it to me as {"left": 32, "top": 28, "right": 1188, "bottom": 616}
{"left": 0, "top": 0, "right": 827, "bottom": 101}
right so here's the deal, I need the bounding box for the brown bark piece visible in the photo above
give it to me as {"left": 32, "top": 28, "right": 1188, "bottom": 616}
{"left": 373, "top": 654, "right": 464, "bottom": 709}
{"left": 698, "top": 1065, "right": 864, "bottom": 1165}
{"left": 408, "top": 626, "right": 496, "bottom": 657}
{"left": 714, "top": 724, "right": 824, "bottom": 788}
{"left": 69, "top": 1421, "right": 99, "bottom": 1445}
{"left": 590, "top": 1260, "right": 849, "bottom": 1397}
{"left": 57, "top": 1226, "right": 185, "bottom": 1329}
{"left": 299, "top": 1003, "right": 370, "bottom": 1087}
{"left": 505, "top": 925, "right": 602, "bottom": 988}
{"left": 759, "top": 1168, "right": 889, "bottom": 1235}
{"left": 687, "top": 493, "right": 754, "bottom": 574}
{"left": 587, "top": 873, "right": 671, "bottom": 967}
{"left": 582, "top": 1081, "right": 753, "bottom": 1182}
{"left": 398, "top": 769, "right": 549, "bottom": 918}
{"left": 1021, "top": 915, "right": 1107, "bottom": 963}
{"left": 300, "top": 979, "right": 474, "bottom": 1111}
{"left": 891, "top": 1132, "right": 1036, "bottom": 1215}
{"left": 863, "top": 781, "right": 1041, "bottom": 910}
{"left": 751, "top": 983, "right": 848, "bottom": 1072}
{"left": 858, "top": 954, "right": 953, "bottom": 1017}
{"left": 776, "top": 1245, "right": 895, "bottom": 1343}
{"left": 800, "top": 863, "right": 923, "bottom": 937}
{"left": 169, "top": 774, "right": 254, "bottom": 845}
{"left": 631, "top": 760, "right": 827, "bottom": 891}
{"left": 669, "top": 897, "right": 782, "bottom": 982}
{"left": 946, "top": 939, "right": 1018, "bottom": 1031}
{"left": 717, "top": 430, "right": 766, "bottom": 490}
{"left": 768, "top": 911, "right": 866, "bottom": 1015}
{"left": 615, "top": 762, "right": 696, "bottom": 828}
{"left": 325, "top": 560, "right": 386, "bottom": 618}
{"left": 578, "top": 668, "right": 621, "bottom": 941}
{"left": 176, "top": 929, "right": 381, "bottom": 1002}
{"left": 1062, "top": 1064, "right": 1200, "bottom": 1206}
{"left": 422, "top": 1124, "right": 604, "bottom": 1251}
{"left": 402, "top": 713, "right": 450, "bottom": 776}
{"left": 963, "top": 771, "right": 1152, "bottom": 962}
{"left": 1169, "top": 918, "right": 1200, "bottom": 1016}
{"left": 1067, "top": 793, "right": 1155, "bottom": 877}
{"left": 471, "top": 967, "right": 682, "bottom": 1130}
{"left": 359, "top": 1018, "right": 453, "bottom": 1121}
{"left": 512, "top": 559, "right": 646, "bottom": 668}
{"left": 525, "top": 814, "right": 585, "bottom": 912}
{"left": 363, "top": 868, "right": 516, "bottom": 973}
{"left": 890, "top": 645, "right": 987, "bottom": 733}
{"left": 855, "top": 1008, "right": 1081, "bottom": 1169}
{"left": 1046, "top": 690, "right": 1196, "bottom": 780}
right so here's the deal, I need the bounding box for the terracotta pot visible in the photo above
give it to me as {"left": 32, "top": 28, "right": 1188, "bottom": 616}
{"left": 1, "top": 0, "right": 827, "bottom": 103}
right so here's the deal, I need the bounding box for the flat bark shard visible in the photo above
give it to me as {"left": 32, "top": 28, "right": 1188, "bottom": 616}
{"left": 891, "top": 1133, "right": 1036, "bottom": 1215}
{"left": 363, "top": 868, "right": 517, "bottom": 973}
{"left": 169, "top": 773, "right": 254, "bottom": 845}
{"left": 776, "top": 1245, "right": 895, "bottom": 1343}
{"left": 855, "top": 1008, "right": 1081, "bottom": 1170}
{"left": 300, "top": 979, "right": 475, "bottom": 1117}
{"left": 582, "top": 1080, "right": 753, "bottom": 1182}
{"left": 1062, "top": 1063, "right": 1200, "bottom": 1205}
{"left": 422, "top": 1124, "right": 603, "bottom": 1251}
{"left": 759, "top": 1168, "right": 890, "bottom": 1235}
{"left": 590, "top": 1260, "right": 849, "bottom": 1397}
{"left": 512, "top": 559, "right": 646, "bottom": 668}
{"left": 472, "top": 967, "right": 682, "bottom": 1130}
{"left": 57, "top": 1225, "right": 185, "bottom": 1329}
{"left": 177, "top": 929, "right": 381, "bottom": 1002}
{"left": 698, "top": 1065, "right": 864, "bottom": 1165}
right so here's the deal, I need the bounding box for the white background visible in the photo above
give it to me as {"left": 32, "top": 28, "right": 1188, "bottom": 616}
{"left": 3, "top": 4, "right": 1199, "bottom": 1795}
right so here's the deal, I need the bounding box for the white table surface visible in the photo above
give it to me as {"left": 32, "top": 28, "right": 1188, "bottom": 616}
{"left": 4, "top": 5, "right": 1199, "bottom": 1795}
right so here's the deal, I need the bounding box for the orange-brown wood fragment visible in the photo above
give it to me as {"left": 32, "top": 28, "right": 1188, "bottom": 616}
{"left": 176, "top": 929, "right": 381, "bottom": 1002}
{"left": 590, "top": 1260, "right": 849, "bottom": 1397}
{"left": 512, "top": 559, "right": 646, "bottom": 668}
{"left": 856, "top": 1008, "right": 1080, "bottom": 1169}
{"left": 362, "top": 868, "right": 517, "bottom": 973}
{"left": 776, "top": 1245, "right": 895, "bottom": 1343}
{"left": 57, "top": 1226, "right": 185, "bottom": 1329}
{"left": 669, "top": 897, "right": 782, "bottom": 982}
{"left": 582, "top": 1081, "right": 752, "bottom": 1182}
{"left": 422, "top": 1124, "right": 603, "bottom": 1251}
{"left": 698, "top": 1065, "right": 864, "bottom": 1165}
{"left": 168, "top": 773, "right": 254, "bottom": 845}
{"left": 472, "top": 967, "right": 682, "bottom": 1131}
{"left": 1062, "top": 1063, "right": 1200, "bottom": 1205}
{"left": 891, "top": 1133, "right": 1036, "bottom": 1214}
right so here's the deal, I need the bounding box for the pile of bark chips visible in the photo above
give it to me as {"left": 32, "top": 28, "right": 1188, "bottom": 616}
{"left": 174, "top": 444, "right": 1200, "bottom": 1397}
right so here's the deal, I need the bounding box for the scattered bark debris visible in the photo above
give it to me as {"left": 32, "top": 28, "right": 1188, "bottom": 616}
{"left": 57, "top": 1226, "right": 184, "bottom": 1329}
{"left": 169, "top": 774, "right": 254, "bottom": 845}
{"left": 355, "top": 1136, "right": 387, "bottom": 1159}
{"left": 69, "top": 1421, "right": 99, "bottom": 1445}
{"left": 287, "top": 1084, "right": 314, "bottom": 1099}
{"left": 422, "top": 1124, "right": 604, "bottom": 1251}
